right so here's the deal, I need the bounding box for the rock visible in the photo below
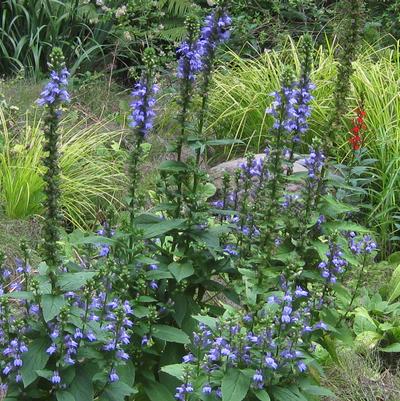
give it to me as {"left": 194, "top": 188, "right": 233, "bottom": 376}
{"left": 208, "top": 153, "right": 308, "bottom": 192}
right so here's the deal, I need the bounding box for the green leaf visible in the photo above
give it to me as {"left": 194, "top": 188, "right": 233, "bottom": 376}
{"left": 192, "top": 315, "right": 217, "bottom": 330}
{"left": 168, "top": 262, "right": 194, "bottom": 282}
{"left": 69, "top": 365, "right": 94, "bottom": 400}
{"left": 98, "top": 382, "right": 137, "bottom": 401}
{"left": 272, "top": 387, "right": 302, "bottom": 401}
{"left": 353, "top": 307, "right": 377, "bottom": 335}
{"left": 380, "top": 343, "right": 400, "bottom": 352}
{"left": 152, "top": 324, "right": 190, "bottom": 344}
{"left": 146, "top": 270, "right": 174, "bottom": 280}
{"left": 160, "top": 364, "right": 185, "bottom": 380}
{"left": 198, "top": 183, "right": 217, "bottom": 199}
{"left": 56, "top": 391, "right": 76, "bottom": 401}
{"left": 172, "top": 293, "right": 188, "bottom": 327}
{"left": 159, "top": 160, "right": 188, "bottom": 172}
{"left": 133, "top": 305, "right": 149, "bottom": 318}
{"left": 300, "top": 384, "right": 336, "bottom": 397}
{"left": 354, "top": 331, "right": 382, "bottom": 350}
{"left": 221, "top": 369, "right": 250, "bottom": 401}
{"left": 144, "top": 381, "right": 175, "bottom": 401}
{"left": 388, "top": 252, "right": 400, "bottom": 265}
{"left": 21, "top": 337, "right": 51, "bottom": 387}
{"left": 69, "top": 235, "right": 115, "bottom": 246}
{"left": 36, "top": 370, "right": 53, "bottom": 380}
{"left": 41, "top": 294, "right": 67, "bottom": 322}
{"left": 388, "top": 264, "right": 400, "bottom": 303}
{"left": 116, "top": 360, "right": 135, "bottom": 387}
{"left": 253, "top": 389, "right": 271, "bottom": 401}
{"left": 58, "top": 272, "right": 97, "bottom": 292}
{"left": 136, "top": 216, "right": 186, "bottom": 239}
{"left": 2, "top": 291, "right": 33, "bottom": 300}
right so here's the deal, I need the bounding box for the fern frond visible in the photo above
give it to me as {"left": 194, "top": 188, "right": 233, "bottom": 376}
{"left": 158, "top": 26, "right": 187, "bottom": 42}
{"left": 158, "top": 0, "right": 193, "bottom": 17}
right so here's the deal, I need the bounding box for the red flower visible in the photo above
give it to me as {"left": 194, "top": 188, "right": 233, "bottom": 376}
{"left": 348, "top": 104, "right": 366, "bottom": 152}
{"left": 349, "top": 134, "right": 361, "bottom": 150}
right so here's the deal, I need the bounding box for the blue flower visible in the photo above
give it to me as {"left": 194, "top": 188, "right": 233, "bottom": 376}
{"left": 224, "top": 244, "right": 238, "bottom": 256}
{"left": 128, "top": 81, "right": 158, "bottom": 137}
{"left": 177, "top": 41, "right": 203, "bottom": 81}
{"left": 304, "top": 148, "right": 325, "bottom": 181}
{"left": 51, "top": 371, "right": 61, "bottom": 384}
{"left": 348, "top": 233, "right": 377, "bottom": 255}
{"left": 37, "top": 68, "right": 70, "bottom": 107}
{"left": 252, "top": 369, "right": 264, "bottom": 389}
{"left": 182, "top": 353, "right": 196, "bottom": 363}
{"left": 264, "top": 355, "right": 278, "bottom": 369}
{"left": 297, "top": 361, "right": 307, "bottom": 372}
{"left": 175, "top": 383, "right": 194, "bottom": 400}
{"left": 318, "top": 241, "right": 348, "bottom": 283}
{"left": 109, "top": 369, "right": 119, "bottom": 383}
{"left": 198, "top": 11, "right": 232, "bottom": 61}
{"left": 202, "top": 383, "right": 212, "bottom": 394}
{"left": 46, "top": 343, "right": 57, "bottom": 355}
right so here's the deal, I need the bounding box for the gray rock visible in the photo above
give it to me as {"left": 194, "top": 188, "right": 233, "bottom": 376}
{"left": 209, "top": 154, "right": 307, "bottom": 192}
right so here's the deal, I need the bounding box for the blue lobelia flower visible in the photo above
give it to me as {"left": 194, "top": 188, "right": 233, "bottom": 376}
{"left": 37, "top": 68, "right": 70, "bottom": 107}
{"left": 128, "top": 80, "right": 158, "bottom": 138}
{"left": 198, "top": 11, "right": 232, "bottom": 62}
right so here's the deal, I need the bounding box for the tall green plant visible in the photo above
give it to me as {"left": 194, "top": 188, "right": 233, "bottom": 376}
{"left": 37, "top": 47, "right": 69, "bottom": 276}
{"left": 327, "top": 0, "right": 365, "bottom": 148}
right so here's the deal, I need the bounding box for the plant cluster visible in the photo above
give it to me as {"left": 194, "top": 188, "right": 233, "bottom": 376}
{"left": 0, "top": 4, "right": 392, "bottom": 401}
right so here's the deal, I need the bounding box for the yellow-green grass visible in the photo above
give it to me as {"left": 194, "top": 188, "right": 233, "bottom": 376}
{"left": 208, "top": 37, "right": 400, "bottom": 255}
{"left": 0, "top": 109, "right": 128, "bottom": 229}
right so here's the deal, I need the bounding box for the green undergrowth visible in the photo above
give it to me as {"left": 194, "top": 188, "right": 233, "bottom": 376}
{"left": 323, "top": 349, "right": 400, "bottom": 401}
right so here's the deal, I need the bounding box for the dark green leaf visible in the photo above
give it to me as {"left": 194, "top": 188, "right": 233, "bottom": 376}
{"left": 98, "top": 382, "right": 137, "bottom": 401}
{"left": 159, "top": 160, "right": 188, "bottom": 172}
{"left": 144, "top": 381, "right": 175, "bottom": 401}
{"left": 152, "top": 324, "right": 190, "bottom": 344}
{"left": 221, "top": 369, "right": 250, "bottom": 401}
{"left": 133, "top": 305, "right": 149, "bottom": 318}
{"left": 253, "top": 389, "right": 271, "bottom": 401}
{"left": 69, "top": 365, "right": 94, "bottom": 400}
{"left": 56, "top": 391, "right": 76, "bottom": 401}
{"left": 41, "top": 294, "right": 67, "bottom": 322}
{"left": 69, "top": 235, "right": 115, "bottom": 245}
{"left": 168, "top": 262, "right": 194, "bottom": 282}
{"left": 21, "top": 337, "right": 51, "bottom": 387}
{"left": 58, "top": 272, "right": 96, "bottom": 291}
{"left": 271, "top": 387, "right": 301, "bottom": 401}
{"left": 36, "top": 369, "right": 53, "bottom": 380}
{"left": 137, "top": 217, "right": 186, "bottom": 239}
{"left": 205, "top": 139, "right": 244, "bottom": 146}
{"left": 146, "top": 270, "right": 174, "bottom": 280}
{"left": 160, "top": 364, "right": 185, "bottom": 380}
{"left": 173, "top": 293, "right": 188, "bottom": 327}
{"left": 117, "top": 360, "right": 135, "bottom": 387}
